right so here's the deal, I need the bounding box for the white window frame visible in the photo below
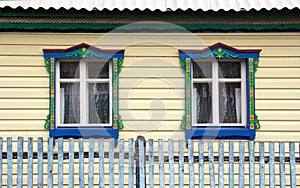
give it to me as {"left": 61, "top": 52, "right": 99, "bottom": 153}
{"left": 192, "top": 59, "right": 246, "bottom": 127}
{"left": 56, "top": 59, "right": 112, "bottom": 127}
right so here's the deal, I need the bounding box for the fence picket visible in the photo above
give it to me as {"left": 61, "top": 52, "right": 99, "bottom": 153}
{"left": 269, "top": 142, "right": 275, "bottom": 188}
{"left": 128, "top": 138, "right": 134, "bottom": 188}
{"left": 259, "top": 142, "right": 265, "bottom": 188}
{"left": 208, "top": 141, "right": 215, "bottom": 188}
{"left": 17, "top": 137, "right": 23, "bottom": 188}
{"left": 88, "top": 138, "right": 95, "bottom": 188}
{"left": 58, "top": 138, "right": 64, "bottom": 188}
{"left": 168, "top": 139, "right": 175, "bottom": 188}
{"left": 119, "top": 139, "right": 125, "bottom": 188}
{"left": 218, "top": 141, "right": 224, "bottom": 188}
{"left": 198, "top": 140, "right": 204, "bottom": 188}
{"left": 47, "top": 138, "right": 54, "bottom": 188}
{"left": 69, "top": 138, "right": 74, "bottom": 188}
{"left": 249, "top": 141, "right": 255, "bottom": 188}
{"left": 0, "top": 138, "right": 2, "bottom": 188}
{"left": 188, "top": 140, "right": 195, "bottom": 188}
{"left": 138, "top": 138, "right": 146, "bottom": 188}
{"left": 158, "top": 139, "right": 165, "bottom": 188}
{"left": 79, "top": 138, "right": 84, "bottom": 188}
{"left": 148, "top": 139, "right": 154, "bottom": 188}
{"left": 229, "top": 141, "right": 234, "bottom": 188}
{"left": 28, "top": 137, "right": 33, "bottom": 188}
{"left": 109, "top": 139, "right": 114, "bottom": 188}
{"left": 37, "top": 138, "right": 43, "bottom": 188}
{"left": 178, "top": 140, "right": 184, "bottom": 188}
{"left": 7, "top": 137, "right": 12, "bottom": 188}
{"left": 239, "top": 141, "right": 245, "bottom": 188}
{"left": 99, "top": 138, "right": 105, "bottom": 188}
{"left": 289, "top": 142, "right": 296, "bottom": 188}
{"left": 279, "top": 142, "right": 286, "bottom": 188}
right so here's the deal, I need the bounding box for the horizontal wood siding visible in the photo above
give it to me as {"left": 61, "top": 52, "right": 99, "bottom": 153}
{"left": 0, "top": 33, "right": 299, "bottom": 141}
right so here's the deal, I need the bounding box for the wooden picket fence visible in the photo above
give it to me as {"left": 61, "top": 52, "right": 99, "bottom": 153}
{"left": 0, "top": 137, "right": 299, "bottom": 187}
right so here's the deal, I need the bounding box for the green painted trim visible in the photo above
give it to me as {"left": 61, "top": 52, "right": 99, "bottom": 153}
{"left": 0, "top": 8, "right": 299, "bottom": 19}
{"left": 66, "top": 47, "right": 102, "bottom": 58}
{"left": 1, "top": 23, "right": 300, "bottom": 32}
{"left": 203, "top": 48, "right": 238, "bottom": 58}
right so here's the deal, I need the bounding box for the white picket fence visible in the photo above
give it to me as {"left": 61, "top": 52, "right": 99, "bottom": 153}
{"left": 1, "top": 137, "right": 298, "bottom": 187}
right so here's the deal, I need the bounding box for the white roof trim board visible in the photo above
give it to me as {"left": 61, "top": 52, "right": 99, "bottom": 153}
{"left": 0, "top": 0, "right": 299, "bottom": 12}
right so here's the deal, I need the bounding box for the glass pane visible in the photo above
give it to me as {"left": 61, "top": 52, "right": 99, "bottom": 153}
{"left": 218, "top": 62, "right": 241, "bottom": 78}
{"left": 193, "top": 61, "right": 212, "bottom": 78}
{"left": 60, "top": 83, "right": 80, "bottom": 124}
{"left": 193, "top": 83, "right": 212, "bottom": 123}
{"left": 88, "top": 83, "right": 109, "bottom": 124}
{"left": 88, "top": 61, "right": 109, "bottom": 78}
{"left": 60, "top": 62, "right": 79, "bottom": 78}
{"left": 219, "top": 82, "right": 241, "bottom": 123}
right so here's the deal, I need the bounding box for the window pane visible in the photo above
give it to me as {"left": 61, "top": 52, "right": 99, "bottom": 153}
{"left": 218, "top": 62, "right": 241, "bottom": 78}
{"left": 88, "top": 83, "right": 109, "bottom": 124}
{"left": 60, "top": 62, "right": 79, "bottom": 78}
{"left": 219, "top": 82, "right": 241, "bottom": 123}
{"left": 88, "top": 61, "right": 109, "bottom": 78}
{"left": 60, "top": 83, "right": 80, "bottom": 124}
{"left": 193, "top": 83, "right": 212, "bottom": 123}
{"left": 193, "top": 62, "right": 212, "bottom": 78}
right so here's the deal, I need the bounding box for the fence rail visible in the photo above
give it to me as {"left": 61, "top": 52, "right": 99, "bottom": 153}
{"left": 0, "top": 137, "right": 299, "bottom": 187}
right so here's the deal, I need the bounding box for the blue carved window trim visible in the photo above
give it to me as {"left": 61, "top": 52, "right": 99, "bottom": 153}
{"left": 179, "top": 43, "right": 261, "bottom": 140}
{"left": 43, "top": 43, "right": 124, "bottom": 141}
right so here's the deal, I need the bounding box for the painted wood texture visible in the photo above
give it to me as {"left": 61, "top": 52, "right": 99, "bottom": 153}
{"left": 0, "top": 33, "right": 299, "bottom": 140}
{"left": 0, "top": 138, "right": 298, "bottom": 187}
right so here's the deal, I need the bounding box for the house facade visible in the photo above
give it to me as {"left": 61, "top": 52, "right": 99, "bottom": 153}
{"left": 0, "top": 0, "right": 299, "bottom": 186}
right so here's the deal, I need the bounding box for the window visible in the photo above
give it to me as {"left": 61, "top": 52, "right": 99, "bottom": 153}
{"left": 43, "top": 43, "right": 124, "bottom": 140}
{"left": 179, "top": 43, "right": 261, "bottom": 140}
{"left": 57, "top": 60, "right": 111, "bottom": 126}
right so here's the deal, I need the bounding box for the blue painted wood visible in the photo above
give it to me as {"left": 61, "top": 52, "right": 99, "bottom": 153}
{"left": 188, "top": 139, "right": 195, "bottom": 188}
{"left": 109, "top": 139, "right": 114, "bottom": 188}
{"left": 28, "top": 137, "right": 33, "bottom": 188}
{"left": 47, "top": 138, "right": 54, "bottom": 188}
{"left": 0, "top": 138, "right": 2, "bottom": 188}
{"left": 218, "top": 141, "right": 224, "bottom": 188}
{"left": 118, "top": 139, "right": 125, "bottom": 188}
{"left": 229, "top": 141, "right": 234, "bottom": 188}
{"left": 88, "top": 138, "right": 95, "bottom": 188}
{"left": 178, "top": 140, "right": 184, "bottom": 188}
{"left": 208, "top": 141, "right": 215, "bottom": 188}
{"left": 7, "top": 137, "right": 12, "bottom": 188}
{"left": 289, "top": 142, "right": 296, "bottom": 188}
{"left": 17, "top": 137, "right": 23, "bottom": 188}
{"left": 78, "top": 138, "right": 84, "bottom": 188}
{"left": 279, "top": 142, "right": 286, "bottom": 188}
{"left": 128, "top": 138, "right": 134, "bottom": 188}
{"left": 148, "top": 139, "right": 154, "bottom": 188}
{"left": 37, "top": 138, "right": 43, "bottom": 188}
{"left": 58, "top": 138, "right": 64, "bottom": 188}
{"left": 158, "top": 139, "right": 165, "bottom": 188}
{"left": 198, "top": 140, "right": 204, "bottom": 188}
{"left": 168, "top": 139, "right": 175, "bottom": 188}
{"left": 98, "top": 138, "right": 105, "bottom": 188}
{"left": 259, "top": 142, "right": 265, "bottom": 188}
{"left": 249, "top": 141, "right": 255, "bottom": 188}
{"left": 238, "top": 141, "right": 245, "bottom": 188}
{"left": 138, "top": 138, "right": 146, "bottom": 188}
{"left": 269, "top": 142, "right": 275, "bottom": 188}
{"left": 68, "top": 138, "right": 74, "bottom": 188}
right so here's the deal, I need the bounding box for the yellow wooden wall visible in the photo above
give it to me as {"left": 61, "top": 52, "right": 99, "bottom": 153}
{"left": 0, "top": 32, "right": 299, "bottom": 186}
{"left": 0, "top": 32, "right": 299, "bottom": 141}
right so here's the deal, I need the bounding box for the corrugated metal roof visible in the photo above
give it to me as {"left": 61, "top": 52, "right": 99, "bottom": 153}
{"left": 0, "top": 0, "right": 299, "bottom": 11}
